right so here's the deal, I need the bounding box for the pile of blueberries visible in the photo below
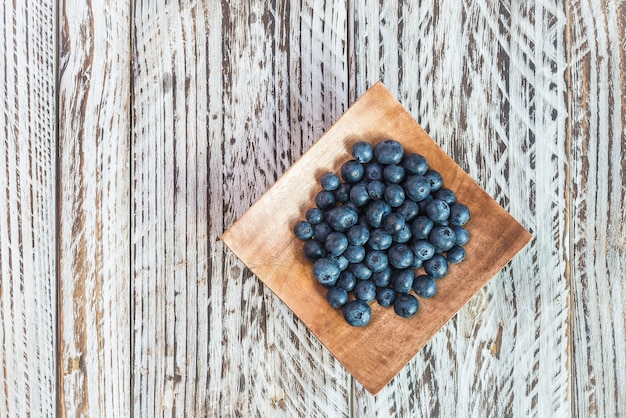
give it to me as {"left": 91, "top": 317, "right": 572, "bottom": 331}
{"left": 294, "top": 139, "right": 470, "bottom": 327}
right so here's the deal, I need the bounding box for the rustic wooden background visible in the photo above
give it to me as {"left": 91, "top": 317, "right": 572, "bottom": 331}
{"left": 1, "top": 0, "right": 624, "bottom": 417}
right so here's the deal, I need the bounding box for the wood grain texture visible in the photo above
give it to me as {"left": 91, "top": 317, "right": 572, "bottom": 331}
{"left": 131, "top": 0, "right": 350, "bottom": 415}
{"left": 58, "top": 0, "right": 131, "bottom": 416}
{"left": 0, "top": 1, "right": 56, "bottom": 417}
{"left": 569, "top": 1, "right": 626, "bottom": 416}
{"left": 351, "top": 1, "right": 570, "bottom": 415}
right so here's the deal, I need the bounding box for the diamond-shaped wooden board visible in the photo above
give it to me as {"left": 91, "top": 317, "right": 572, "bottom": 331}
{"left": 221, "top": 82, "right": 532, "bottom": 395}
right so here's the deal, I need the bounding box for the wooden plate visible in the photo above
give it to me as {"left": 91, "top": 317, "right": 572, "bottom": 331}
{"left": 221, "top": 82, "right": 532, "bottom": 395}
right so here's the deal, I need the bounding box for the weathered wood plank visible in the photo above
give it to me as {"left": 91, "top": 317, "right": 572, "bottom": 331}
{"left": 131, "top": 0, "right": 351, "bottom": 415}
{"left": 351, "top": 0, "right": 569, "bottom": 415}
{"left": 57, "top": 0, "right": 131, "bottom": 416}
{"left": 0, "top": 1, "right": 56, "bottom": 417}
{"left": 569, "top": 1, "right": 626, "bottom": 416}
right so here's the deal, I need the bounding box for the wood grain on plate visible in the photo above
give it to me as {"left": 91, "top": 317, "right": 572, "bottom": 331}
{"left": 222, "top": 82, "right": 532, "bottom": 395}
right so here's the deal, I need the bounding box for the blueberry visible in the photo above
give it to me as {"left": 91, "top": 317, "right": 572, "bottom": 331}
{"left": 365, "top": 200, "right": 392, "bottom": 228}
{"left": 452, "top": 226, "right": 470, "bottom": 245}
{"left": 368, "top": 228, "right": 393, "bottom": 251}
{"left": 412, "top": 274, "right": 437, "bottom": 298}
{"left": 315, "top": 190, "right": 335, "bottom": 210}
{"left": 383, "top": 164, "right": 406, "bottom": 183}
{"left": 364, "top": 250, "right": 389, "bottom": 273}
{"left": 403, "top": 175, "right": 431, "bottom": 202}
{"left": 294, "top": 221, "right": 314, "bottom": 240}
{"left": 367, "top": 180, "right": 386, "bottom": 200}
{"left": 397, "top": 200, "right": 419, "bottom": 222}
{"left": 383, "top": 213, "right": 405, "bottom": 234}
{"left": 410, "top": 216, "right": 434, "bottom": 240}
{"left": 324, "top": 232, "right": 348, "bottom": 256}
{"left": 343, "top": 300, "right": 372, "bottom": 327}
{"left": 401, "top": 153, "right": 428, "bottom": 175}
{"left": 371, "top": 267, "right": 392, "bottom": 287}
{"left": 417, "top": 194, "right": 434, "bottom": 213}
{"left": 305, "top": 208, "right": 324, "bottom": 225}
{"left": 392, "top": 223, "right": 412, "bottom": 244}
{"left": 425, "top": 199, "right": 450, "bottom": 223}
{"left": 410, "top": 239, "right": 435, "bottom": 261}
{"left": 347, "top": 224, "right": 370, "bottom": 246}
{"left": 302, "top": 239, "right": 326, "bottom": 261}
{"left": 364, "top": 162, "right": 384, "bottom": 181}
{"left": 340, "top": 160, "right": 364, "bottom": 183}
{"left": 314, "top": 222, "right": 332, "bottom": 242}
{"left": 328, "top": 254, "right": 349, "bottom": 271}
{"left": 349, "top": 182, "right": 370, "bottom": 206}
{"left": 312, "top": 258, "right": 341, "bottom": 286}
{"left": 388, "top": 244, "right": 414, "bottom": 269}
{"left": 352, "top": 141, "right": 373, "bottom": 163}
{"left": 384, "top": 184, "right": 406, "bottom": 208}
{"left": 349, "top": 262, "right": 372, "bottom": 280}
{"left": 423, "top": 254, "right": 448, "bottom": 279}
{"left": 391, "top": 268, "right": 415, "bottom": 293}
{"left": 344, "top": 244, "right": 366, "bottom": 263}
{"left": 353, "top": 280, "right": 377, "bottom": 302}
{"left": 334, "top": 183, "right": 351, "bottom": 202}
{"left": 394, "top": 294, "right": 419, "bottom": 318}
{"left": 429, "top": 225, "right": 456, "bottom": 252}
{"left": 424, "top": 170, "right": 443, "bottom": 191}
{"left": 373, "top": 139, "right": 404, "bottom": 165}
{"left": 376, "top": 287, "right": 396, "bottom": 308}
{"left": 337, "top": 271, "right": 357, "bottom": 291}
{"left": 446, "top": 245, "right": 465, "bottom": 264}
{"left": 411, "top": 256, "right": 423, "bottom": 269}
{"left": 320, "top": 172, "right": 340, "bottom": 191}
{"left": 325, "top": 205, "right": 359, "bottom": 232}
{"left": 434, "top": 188, "right": 456, "bottom": 205}
{"left": 449, "top": 203, "right": 470, "bottom": 226}
{"left": 326, "top": 286, "right": 349, "bottom": 308}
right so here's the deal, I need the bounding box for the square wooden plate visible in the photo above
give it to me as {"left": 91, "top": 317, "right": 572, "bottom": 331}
{"left": 221, "top": 82, "right": 532, "bottom": 395}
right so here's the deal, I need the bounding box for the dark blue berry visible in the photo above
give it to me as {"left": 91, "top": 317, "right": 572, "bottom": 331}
{"left": 365, "top": 200, "right": 392, "bottom": 228}
{"left": 320, "top": 172, "right": 340, "bottom": 190}
{"left": 344, "top": 244, "right": 366, "bottom": 263}
{"left": 424, "top": 170, "right": 443, "bottom": 191}
{"left": 384, "top": 184, "right": 406, "bottom": 207}
{"left": 328, "top": 254, "right": 349, "bottom": 271}
{"left": 349, "top": 262, "right": 372, "bottom": 280}
{"left": 425, "top": 199, "right": 450, "bottom": 223}
{"left": 401, "top": 153, "right": 428, "bottom": 175}
{"left": 383, "top": 213, "right": 405, "bottom": 234}
{"left": 337, "top": 271, "right": 357, "bottom": 291}
{"left": 367, "top": 180, "right": 386, "bottom": 199}
{"left": 352, "top": 141, "right": 373, "bottom": 163}
{"left": 404, "top": 175, "right": 431, "bottom": 202}
{"left": 394, "top": 294, "right": 419, "bottom": 318}
{"left": 312, "top": 258, "right": 341, "bottom": 286}
{"left": 423, "top": 254, "right": 448, "bottom": 279}
{"left": 383, "top": 164, "right": 406, "bottom": 183}
{"left": 340, "top": 160, "right": 364, "bottom": 183}
{"left": 434, "top": 188, "right": 456, "bottom": 205}
{"left": 411, "top": 239, "right": 435, "bottom": 261}
{"left": 364, "top": 162, "right": 384, "bottom": 181}
{"left": 429, "top": 225, "right": 456, "bottom": 252}
{"left": 371, "top": 267, "right": 392, "bottom": 287}
{"left": 388, "top": 244, "right": 414, "bottom": 269}
{"left": 376, "top": 287, "right": 396, "bottom": 308}
{"left": 305, "top": 208, "right": 324, "bottom": 225}
{"left": 449, "top": 203, "right": 470, "bottom": 226}
{"left": 334, "top": 183, "right": 351, "bottom": 202}
{"left": 349, "top": 183, "right": 370, "bottom": 206}
{"left": 314, "top": 222, "right": 332, "bottom": 242}
{"left": 302, "top": 239, "right": 326, "bottom": 261}
{"left": 326, "top": 286, "right": 349, "bottom": 308}
{"left": 392, "top": 223, "right": 412, "bottom": 244}
{"left": 326, "top": 205, "right": 359, "bottom": 232}
{"left": 353, "top": 280, "right": 377, "bottom": 302}
{"left": 294, "top": 221, "right": 314, "bottom": 240}
{"left": 452, "top": 226, "right": 470, "bottom": 245}
{"left": 368, "top": 228, "right": 393, "bottom": 251}
{"left": 397, "top": 200, "right": 419, "bottom": 222}
{"left": 373, "top": 139, "right": 404, "bottom": 164}
{"left": 417, "top": 194, "right": 434, "bottom": 213}
{"left": 343, "top": 300, "right": 372, "bottom": 327}
{"left": 446, "top": 245, "right": 465, "bottom": 264}
{"left": 347, "top": 224, "right": 370, "bottom": 246}
{"left": 412, "top": 274, "right": 437, "bottom": 298}
{"left": 364, "top": 250, "right": 389, "bottom": 273}
{"left": 410, "top": 216, "right": 434, "bottom": 240}
{"left": 391, "top": 268, "right": 415, "bottom": 293}
{"left": 315, "top": 190, "right": 335, "bottom": 210}
{"left": 324, "top": 232, "right": 348, "bottom": 256}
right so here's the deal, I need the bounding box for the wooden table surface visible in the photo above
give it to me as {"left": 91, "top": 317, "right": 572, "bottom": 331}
{"left": 1, "top": 1, "right": 624, "bottom": 417}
